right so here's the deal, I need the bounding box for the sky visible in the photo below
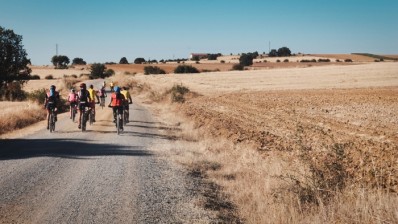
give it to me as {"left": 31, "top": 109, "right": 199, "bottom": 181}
{"left": 1, "top": 0, "right": 397, "bottom": 65}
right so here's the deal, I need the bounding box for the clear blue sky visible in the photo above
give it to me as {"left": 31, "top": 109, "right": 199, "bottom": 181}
{"left": 1, "top": 0, "right": 397, "bottom": 65}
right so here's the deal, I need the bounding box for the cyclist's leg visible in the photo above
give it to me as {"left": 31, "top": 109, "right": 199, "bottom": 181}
{"left": 92, "top": 102, "right": 96, "bottom": 121}
{"left": 112, "top": 107, "right": 117, "bottom": 122}
{"left": 78, "top": 105, "right": 83, "bottom": 128}
{"left": 46, "top": 108, "right": 50, "bottom": 129}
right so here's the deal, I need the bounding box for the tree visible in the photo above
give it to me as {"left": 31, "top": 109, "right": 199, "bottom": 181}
{"left": 277, "top": 47, "right": 291, "bottom": 57}
{"left": 72, "top": 57, "right": 86, "bottom": 65}
{"left": 269, "top": 49, "right": 278, "bottom": 57}
{"left": 0, "top": 26, "right": 32, "bottom": 89}
{"left": 239, "top": 53, "right": 254, "bottom": 66}
{"left": 134, "top": 57, "right": 146, "bottom": 64}
{"left": 90, "top": 63, "right": 108, "bottom": 79}
{"left": 119, "top": 57, "right": 128, "bottom": 64}
{"left": 51, "top": 55, "right": 70, "bottom": 69}
{"left": 174, "top": 65, "right": 199, "bottom": 74}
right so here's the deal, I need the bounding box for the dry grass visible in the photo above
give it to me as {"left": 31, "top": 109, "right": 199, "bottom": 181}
{"left": 124, "top": 61, "right": 398, "bottom": 223}
{"left": 0, "top": 101, "right": 46, "bottom": 135}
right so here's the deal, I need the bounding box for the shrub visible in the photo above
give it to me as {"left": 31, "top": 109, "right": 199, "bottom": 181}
{"left": 344, "top": 59, "right": 353, "bottom": 62}
{"left": 168, "top": 84, "right": 190, "bottom": 103}
{"left": 31, "top": 74, "right": 40, "bottom": 80}
{"left": 174, "top": 65, "right": 200, "bottom": 74}
{"left": 283, "top": 59, "right": 289, "bottom": 62}
{"left": 27, "top": 88, "right": 47, "bottom": 104}
{"left": 232, "top": 64, "right": 244, "bottom": 70}
{"left": 276, "top": 59, "right": 281, "bottom": 63}
{"left": 0, "top": 82, "right": 27, "bottom": 101}
{"left": 144, "top": 66, "right": 166, "bottom": 75}
{"left": 45, "top": 75, "right": 54, "bottom": 80}
{"left": 220, "top": 60, "right": 225, "bottom": 63}
{"left": 318, "top": 58, "right": 331, "bottom": 62}
{"left": 104, "top": 69, "right": 115, "bottom": 77}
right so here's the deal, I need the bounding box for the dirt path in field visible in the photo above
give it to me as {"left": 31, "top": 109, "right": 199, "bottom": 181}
{"left": 0, "top": 88, "right": 217, "bottom": 223}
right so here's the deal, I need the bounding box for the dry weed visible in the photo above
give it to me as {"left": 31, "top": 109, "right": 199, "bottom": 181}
{"left": 0, "top": 102, "right": 46, "bottom": 135}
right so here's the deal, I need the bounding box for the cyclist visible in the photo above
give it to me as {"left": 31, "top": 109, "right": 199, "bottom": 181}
{"left": 98, "top": 85, "right": 107, "bottom": 106}
{"left": 77, "top": 83, "right": 92, "bottom": 129}
{"left": 109, "top": 86, "right": 126, "bottom": 129}
{"left": 121, "top": 86, "right": 133, "bottom": 123}
{"left": 67, "top": 88, "right": 78, "bottom": 119}
{"left": 44, "top": 85, "right": 60, "bottom": 129}
{"left": 88, "top": 84, "right": 100, "bottom": 122}
{"left": 109, "top": 81, "right": 114, "bottom": 93}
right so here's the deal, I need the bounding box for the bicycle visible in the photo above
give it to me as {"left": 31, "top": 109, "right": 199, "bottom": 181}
{"left": 48, "top": 106, "right": 56, "bottom": 133}
{"left": 110, "top": 106, "right": 123, "bottom": 135}
{"left": 99, "top": 97, "right": 105, "bottom": 109}
{"left": 123, "top": 106, "right": 129, "bottom": 126}
{"left": 71, "top": 103, "right": 78, "bottom": 122}
{"left": 81, "top": 106, "right": 91, "bottom": 132}
{"left": 89, "top": 108, "right": 94, "bottom": 126}
{"left": 116, "top": 108, "right": 124, "bottom": 135}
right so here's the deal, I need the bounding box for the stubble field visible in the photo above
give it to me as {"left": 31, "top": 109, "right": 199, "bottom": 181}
{"left": 129, "top": 61, "right": 398, "bottom": 223}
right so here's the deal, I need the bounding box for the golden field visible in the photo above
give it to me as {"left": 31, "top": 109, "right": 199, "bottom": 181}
{"left": 2, "top": 54, "right": 398, "bottom": 223}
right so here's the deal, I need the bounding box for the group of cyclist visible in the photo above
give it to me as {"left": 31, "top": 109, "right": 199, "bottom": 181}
{"left": 43, "top": 81, "right": 132, "bottom": 130}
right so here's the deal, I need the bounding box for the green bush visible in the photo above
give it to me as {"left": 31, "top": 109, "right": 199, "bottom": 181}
{"left": 27, "top": 88, "right": 46, "bottom": 104}
{"left": 174, "top": 65, "right": 199, "bottom": 74}
{"left": 144, "top": 66, "right": 166, "bottom": 75}
{"left": 318, "top": 58, "right": 331, "bottom": 62}
{"left": 344, "top": 59, "right": 353, "bottom": 62}
{"left": 45, "top": 75, "right": 54, "bottom": 80}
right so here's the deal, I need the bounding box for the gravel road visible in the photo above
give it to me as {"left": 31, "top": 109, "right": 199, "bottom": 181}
{"left": 0, "top": 86, "right": 215, "bottom": 223}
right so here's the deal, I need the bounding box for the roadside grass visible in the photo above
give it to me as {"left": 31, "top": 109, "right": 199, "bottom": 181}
{"left": 129, "top": 81, "right": 398, "bottom": 224}
{"left": 0, "top": 101, "right": 46, "bottom": 135}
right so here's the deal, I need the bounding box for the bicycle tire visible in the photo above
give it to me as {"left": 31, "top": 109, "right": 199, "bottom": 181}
{"left": 72, "top": 107, "right": 76, "bottom": 122}
{"left": 49, "top": 111, "right": 55, "bottom": 132}
{"left": 82, "top": 109, "right": 87, "bottom": 132}
{"left": 116, "top": 113, "right": 120, "bottom": 135}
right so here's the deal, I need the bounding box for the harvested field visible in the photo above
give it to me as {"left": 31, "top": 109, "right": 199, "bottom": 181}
{"left": 129, "top": 61, "right": 398, "bottom": 222}
{"left": 179, "top": 87, "right": 398, "bottom": 191}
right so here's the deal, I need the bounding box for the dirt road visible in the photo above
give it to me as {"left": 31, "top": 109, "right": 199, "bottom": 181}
{"left": 0, "top": 92, "right": 213, "bottom": 223}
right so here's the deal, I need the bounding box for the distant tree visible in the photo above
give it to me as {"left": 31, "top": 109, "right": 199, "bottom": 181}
{"left": 207, "top": 54, "right": 219, "bottom": 60}
{"left": 277, "top": 47, "right": 291, "bottom": 57}
{"left": 144, "top": 66, "right": 166, "bottom": 75}
{"left": 269, "top": 49, "right": 278, "bottom": 57}
{"left": 239, "top": 53, "right": 254, "bottom": 66}
{"left": 72, "top": 57, "right": 86, "bottom": 65}
{"left": 174, "top": 65, "right": 199, "bottom": 74}
{"left": 0, "top": 26, "right": 32, "bottom": 90}
{"left": 191, "top": 55, "right": 200, "bottom": 62}
{"left": 51, "top": 55, "right": 70, "bottom": 69}
{"left": 119, "top": 57, "right": 128, "bottom": 64}
{"left": 90, "top": 63, "right": 111, "bottom": 79}
{"left": 134, "top": 57, "right": 146, "bottom": 64}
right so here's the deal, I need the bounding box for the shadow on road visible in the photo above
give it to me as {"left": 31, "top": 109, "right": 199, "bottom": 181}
{"left": 0, "top": 138, "right": 152, "bottom": 161}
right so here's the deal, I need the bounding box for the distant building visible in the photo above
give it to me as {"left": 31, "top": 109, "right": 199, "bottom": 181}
{"left": 189, "top": 53, "right": 208, "bottom": 60}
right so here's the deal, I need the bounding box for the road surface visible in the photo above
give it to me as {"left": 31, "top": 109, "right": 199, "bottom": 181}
{"left": 0, "top": 85, "right": 214, "bottom": 223}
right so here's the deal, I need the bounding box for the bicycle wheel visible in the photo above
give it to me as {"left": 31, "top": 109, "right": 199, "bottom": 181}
{"left": 82, "top": 110, "right": 86, "bottom": 132}
{"left": 116, "top": 113, "right": 120, "bottom": 135}
{"left": 89, "top": 110, "right": 93, "bottom": 125}
{"left": 50, "top": 111, "right": 55, "bottom": 132}
{"left": 72, "top": 107, "right": 76, "bottom": 122}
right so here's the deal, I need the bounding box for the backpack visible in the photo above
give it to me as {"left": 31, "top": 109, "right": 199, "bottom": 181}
{"left": 78, "top": 90, "right": 89, "bottom": 103}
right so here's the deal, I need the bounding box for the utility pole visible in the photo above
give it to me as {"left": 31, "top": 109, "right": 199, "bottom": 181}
{"left": 269, "top": 41, "right": 270, "bottom": 53}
